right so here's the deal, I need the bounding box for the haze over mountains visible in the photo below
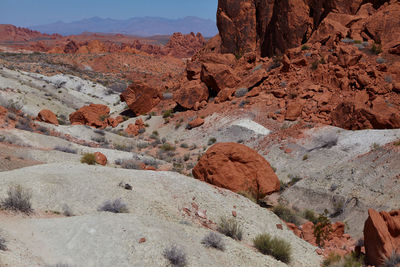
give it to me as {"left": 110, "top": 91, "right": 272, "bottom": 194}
{"left": 29, "top": 16, "right": 218, "bottom": 37}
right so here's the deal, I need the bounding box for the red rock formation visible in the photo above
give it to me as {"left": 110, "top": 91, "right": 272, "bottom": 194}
{"left": 193, "top": 143, "right": 280, "bottom": 197}
{"left": 0, "top": 24, "right": 56, "bottom": 43}
{"left": 120, "top": 82, "right": 160, "bottom": 116}
{"left": 174, "top": 80, "right": 209, "bottom": 110}
{"left": 106, "top": 116, "right": 124, "bottom": 128}
{"left": 36, "top": 109, "right": 59, "bottom": 125}
{"left": 164, "top": 32, "right": 206, "bottom": 58}
{"left": 125, "top": 118, "right": 145, "bottom": 136}
{"left": 364, "top": 209, "right": 400, "bottom": 266}
{"left": 188, "top": 118, "right": 205, "bottom": 129}
{"left": 69, "top": 104, "right": 110, "bottom": 128}
{"left": 216, "top": 0, "right": 391, "bottom": 56}
{"left": 94, "top": 152, "right": 107, "bottom": 166}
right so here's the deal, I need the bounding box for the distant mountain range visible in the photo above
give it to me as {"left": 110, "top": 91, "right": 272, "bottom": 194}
{"left": 29, "top": 16, "right": 218, "bottom": 37}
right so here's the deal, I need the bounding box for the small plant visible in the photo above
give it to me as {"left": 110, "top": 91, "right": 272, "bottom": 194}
{"left": 322, "top": 252, "right": 341, "bottom": 267}
{"left": 323, "top": 252, "right": 363, "bottom": 267}
{"left": 272, "top": 204, "right": 301, "bottom": 225}
{"left": 80, "top": 153, "right": 96, "bottom": 165}
{"left": 331, "top": 199, "right": 345, "bottom": 217}
{"left": 98, "top": 199, "right": 128, "bottom": 213}
{"left": 253, "top": 233, "right": 292, "bottom": 263}
{"left": 99, "top": 114, "right": 109, "bottom": 122}
{"left": 238, "top": 191, "right": 258, "bottom": 203}
{"left": 235, "top": 88, "right": 248, "bottom": 98}
{"left": 217, "top": 217, "right": 243, "bottom": 241}
{"left": 1, "top": 184, "right": 32, "bottom": 213}
{"left": 162, "top": 109, "right": 173, "bottom": 119}
{"left": 385, "top": 252, "right": 400, "bottom": 267}
{"left": 54, "top": 146, "right": 77, "bottom": 154}
{"left": 180, "top": 143, "right": 189, "bottom": 149}
{"left": 385, "top": 75, "right": 393, "bottom": 83}
{"left": 163, "top": 244, "right": 187, "bottom": 267}
{"left": 15, "top": 118, "right": 33, "bottom": 132}
{"left": 313, "top": 212, "right": 332, "bottom": 247}
{"left": 183, "top": 153, "right": 190, "bottom": 162}
{"left": 311, "top": 60, "right": 319, "bottom": 70}
{"left": 303, "top": 209, "right": 318, "bottom": 224}
{"left": 301, "top": 44, "right": 310, "bottom": 50}
{"left": 201, "top": 232, "right": 225, "bottom": 251}
{"left": 208, "top": 137, "right": 217, "bottom": 146}
{"left": 371, "top": 142, "right": 381, "bottom": 151}
{"left": 371, "top": 43, "right": 383, "bottom": 55}
{"left": 160, "top": 143, "right": 176, "bottom": 152}
{"left": 302, "top": 154, "right": 309, "bottom": 161}
{"left": 394, "top": 140, "right": 400, "bottom": 146}
{"left": 116, "top": 159, "right": 142, "bottom": 170}
{"left": 0, "top": 235, "right": 6, "bottom": 251}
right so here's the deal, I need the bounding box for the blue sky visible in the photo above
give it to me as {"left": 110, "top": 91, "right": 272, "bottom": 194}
{"left": 0, "top": 0, "right": 218, "bottom": 26}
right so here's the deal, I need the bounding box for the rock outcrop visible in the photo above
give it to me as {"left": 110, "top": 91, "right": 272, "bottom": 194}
{"left": 174, "top": 80, "right": 209, "bottom": 110}
{"left": 364, "top": 209, "right": 400, "bottom": 266}
{"left": 216, "top": 0, "right": 392, "bottom": 56}
{"left": 193, "top": 143, "right": 280, "bottom": 197}
{"left": 36, "top": 109, "right": 59, "bottom": 125}
{"left": 120, "top": 82, "right": 160, "bottom": 116}
{"left": 69, "top": 104, "right": 110, "bottom": 128}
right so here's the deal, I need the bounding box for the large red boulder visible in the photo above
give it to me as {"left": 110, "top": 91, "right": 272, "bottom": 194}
{"left": 69, "top": 104, "right": 110, "bottom": 128}
{"left": 364, "top": 209, "right": 400, "bottom": 266}
{"left": 192, "top": 143, "right": 280, "bottom": 197}
{"left": 120, "top": 82, "right": 160, "bottom": 116}
{"left": 36, "top": 109, "right": 59, "bottom": 125}
{"left": 174, "top": 80, "right": 209, "bottom": 110}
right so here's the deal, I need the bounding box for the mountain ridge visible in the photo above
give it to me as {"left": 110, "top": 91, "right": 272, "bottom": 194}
{"left": 29, "top": 16, "right": 218, "bottom": 37}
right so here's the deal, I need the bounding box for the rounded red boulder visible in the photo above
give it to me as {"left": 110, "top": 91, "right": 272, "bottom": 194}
{"left": 192, "top": 142, "right": 280, "bottom": 197}
{"left": 94, "top": 152, "right": 107, "bottom": 166}
{"left": 37, "top": 109, "right": 59, "bottom": 125}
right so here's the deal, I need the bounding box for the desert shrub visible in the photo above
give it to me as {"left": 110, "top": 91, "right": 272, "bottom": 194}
{"left": 201, "top": 232, "right": 225, "bottom": 251}
{"left": 323, "top": 252, "right": 342, "bottom": 267}
{"left": 313, "top": 212, "right": 332, "bottom": 247}
{"left": 160, "top": 143, "right": 176, "bottom": 152}
{"left": 385, "top": 252, "right": 400, "bottom": 267}
{"left": 302, "top": 154, "right": 309, "bottom": 161}
{"left": 267, "top": 57, "right": 282, "bottom": 71}
{"left": 62, "top": 204, "right": 73, "bottom": 217}
{"left": 253, "top": 233, "right": 292, "bottom": 263}
{"left": 37, "top": 125, "right": 50, "bottom": 135}
{"left": 0, "top": 235, "right": 6, "bottom": 251}
{"left": 80, "top": 153, "right": 96, "bottom": 165}
{"left": 217, "top": 217, "right": 243, "bottom": 241}
{"left": 163, "top": 92, "right": 173, "bottom": 100}
{"left": 235, "top": 88, "right": 248, "bottom": 98}
{"left": 180, "top": 143, "right": 189, "bottom": 148}
{"left": 163, "top": 245, "right": 187, "bottom": 267}
{"left": 323, "top": 252, "right": 363, "bottom": 267}
{"left": 1, "top": 184, "right": 32, "bottom": 213}
{"left": 301, "top": 44, "right": 310, "bottom": 50}
{"left": 272, "top": 204, "right": 301, "bottom": 226}
{"left": 371, "top": 43, "right": 383, "bottom": 55}
{"left": 114, "top": 143, "right": 133, "bottom": 152}
{"left": 15, "top": 118, "right": 33, "bottom": 132}
{"left": 341, "top": 38, "right": 354, "bottom": 44}
{"left": 183, "top": 153, "right": 190, "bottom": 162}
{"left": 116, "top": 159, "right": 141, "bottom": 170}
{"left": 238, "top": 191, "right": 258, "bottom": 203}
{"left": 162, "top": 109, "right": 173, "bottom": 118}
{"left": 6, "top": 112, "right": 16, "bottom": 121}
{"left": 91, "top": 136, "right": 106, "bottom": 144}
{"left": 238, "top": 100, "right": 249, "bottom": 107}
{"left": 303, "top": 209, "right": 318, "bottom": 224}
{"left": 98, "top": 199, "right": 128, "bottom": 213}
{"left": 385, "top": 75, "right": 393, "bottom": 83}
{"left": 109, "top": 82, "right": 126, "bottom": 93}
{"left": 331, "top": 198, "right": 345, "bottom": 217}
{"left": 394, "top": 140, "right": 400, "bottom": 146}
{"left": 311, "top": 60, "right": 319, "bottom": 70}
{"left": 376, "top": 57, "right": 386, "bottom": 64}
{"left": 208, "top": 137, "right": 217, "bottom": 146}
{"left": 54, "top": 146, "right": 77, "bottom": 154}
{"left": 137, "top": 142, "right": 149, "bottom": 150}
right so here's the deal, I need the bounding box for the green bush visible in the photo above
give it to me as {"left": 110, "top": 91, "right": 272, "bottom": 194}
{"left": 371, "top": 43, "right": 383, "bottom": 55}
{"left": 162, "top": 110, "right": 173, "bottom": 118}
{"left": 313, "top": 212, "right": 332, "bottom": 247}
{"left": 323, "top": 252, "right": 363, "bottom": 267}
{"left": 80, "top": 153, "right": 96, "bottom": 165}
{"left": 303, "top": 209, "right": 318, "bottom": 224}
{"left": 160, "top": 143, "right": 176, "bottom": 152}
{"left": 272, "top": 204, "right": 301, "bottom": 226}
{"left": 301, "top": 44, "right": 310, "bottom": 51}
{"left": 253, "top": 233, "right": 292, "bottom": 263}
{"left": 217, "top": 217, "right": 243, "bottom": 241}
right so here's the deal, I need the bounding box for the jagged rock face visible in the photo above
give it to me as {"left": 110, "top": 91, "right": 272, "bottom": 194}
{"left": 120, "top": 82, "right": 160, "bottom": 116}
{"left": 69, "top": 104, "right": 110, "bottom": 129}
{"left": 364, "top": 209, "right": 400, "bottom": 266}
{"left": 217, "top": 0, "right": 390, "bottom": 56}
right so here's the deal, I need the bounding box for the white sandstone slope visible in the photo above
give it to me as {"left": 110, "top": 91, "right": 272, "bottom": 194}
{"left": 0, "top": 163, "right": 321, "bottom": 267}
